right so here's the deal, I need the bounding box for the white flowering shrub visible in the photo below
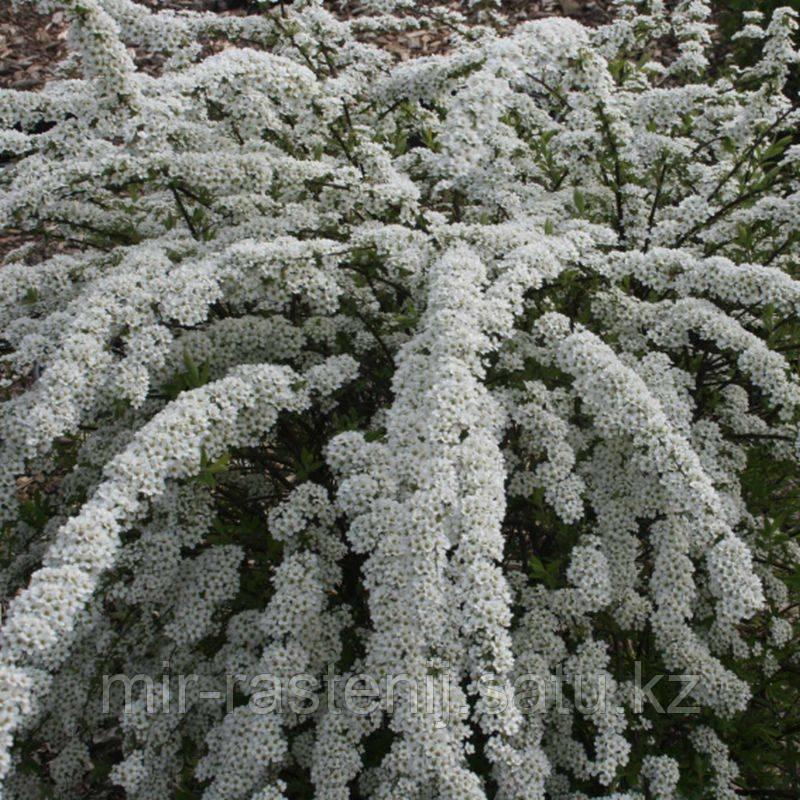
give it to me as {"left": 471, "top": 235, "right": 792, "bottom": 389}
{"left": 1, "top": 0, "right": 800, "bottom": 797}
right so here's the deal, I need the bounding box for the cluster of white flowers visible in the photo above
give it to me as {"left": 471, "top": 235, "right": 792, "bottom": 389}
{"left": 1, "top": 0, "right": 799, "bottom": 798}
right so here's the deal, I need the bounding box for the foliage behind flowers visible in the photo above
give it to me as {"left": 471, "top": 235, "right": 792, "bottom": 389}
{"left": 1, "top": 0, "right": 800, "bottom": 797}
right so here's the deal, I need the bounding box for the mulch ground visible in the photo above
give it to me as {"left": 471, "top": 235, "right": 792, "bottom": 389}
{"left": 1, "top": 3, "right": 68, "bottom": 90}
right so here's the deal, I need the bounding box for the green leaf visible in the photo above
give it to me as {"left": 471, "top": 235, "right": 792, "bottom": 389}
{"left": 195, "top": 447, "right": 231, "bottom": 487}
{"left": 295, "top": 447, "right": 323, "bottom": 480}
{"left": 762, "top": 134, "right": 794, "bottom": 161}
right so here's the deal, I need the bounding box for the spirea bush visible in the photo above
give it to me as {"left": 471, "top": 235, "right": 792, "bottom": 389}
{"left": 1, "top": 0, "right": 800, "bottom": 797}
